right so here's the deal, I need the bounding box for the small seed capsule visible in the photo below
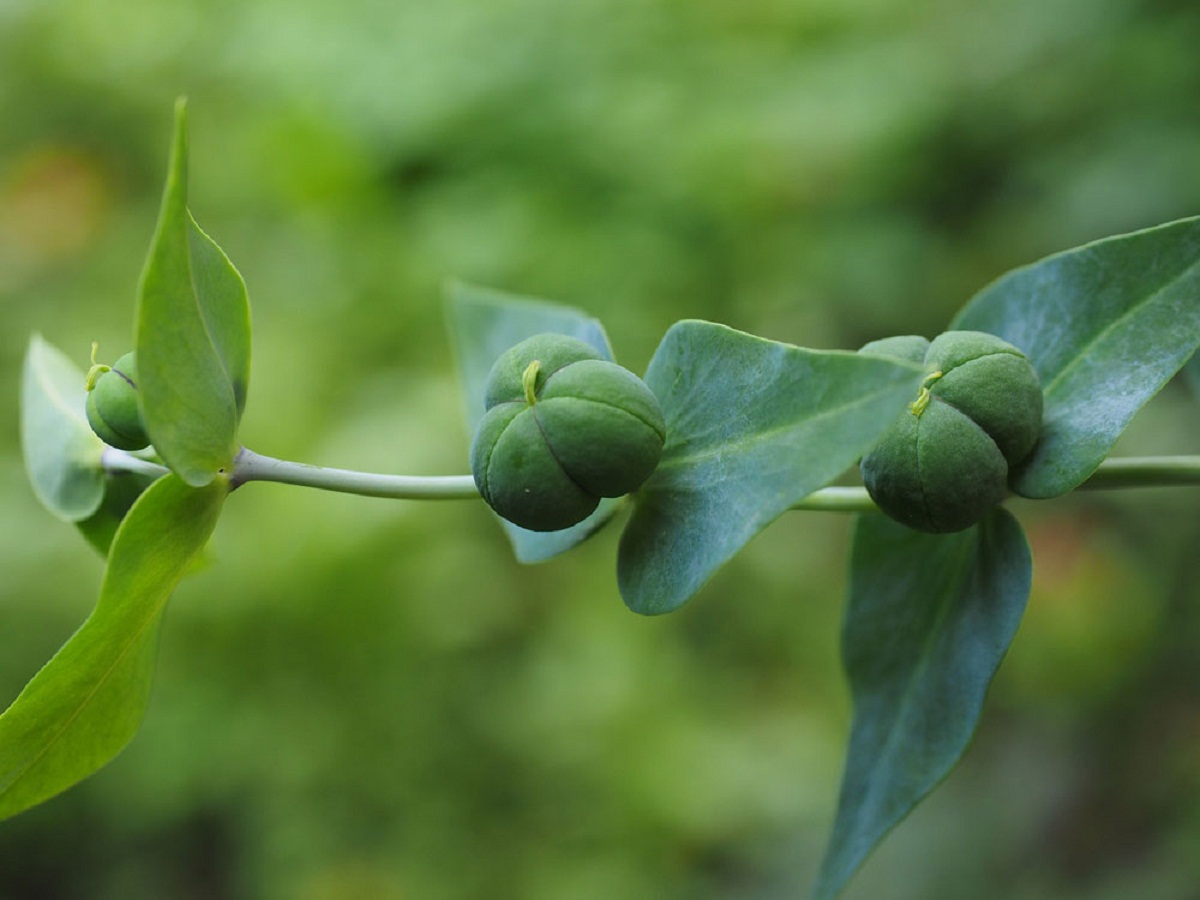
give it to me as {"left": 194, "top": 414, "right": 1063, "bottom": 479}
{"left": 471, "top": 333, "right": 666, "bottom": 532}
{"left": 86, "top": 351, "right": 150, "bottom": 451}
{"left": 859, "top": 331, "right": 1043, "bottom": 533}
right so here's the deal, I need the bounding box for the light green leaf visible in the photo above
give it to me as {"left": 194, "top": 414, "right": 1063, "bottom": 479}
{"left": 136, "top": 98, "right": 242, "bottom": 486}
{"left": 814, "top": 508, "right": 1031, "bottom": 900}
{"left": 20, "top": 334, "right": 105, "bottom": 521}
{"left": 445, "top": 281, "right": 622, "bottom": 563}
{"left": 189, "top": 215, "right": 252, "bottom": 415}
{"left": 617, "top": 321, "right": 925, "bottom": 615}
{"left": 953, "top": 216, "right": 1200, "bottom": 498}
{"left": 0, "top": 474, "right": 226, "bottom": 820}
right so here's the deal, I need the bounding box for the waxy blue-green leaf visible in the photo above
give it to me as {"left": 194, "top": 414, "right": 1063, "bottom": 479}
{"left": 0, "top": 474, "right": 226, "bottom": 820}
{"left": 814, "top": 508, "right": 1031, "bottom": 900}
{"left": 953, "top": 216, "right": 1200, "bottom": 498}
{"left": 136, "top": 98, "right": 247, "bottom": 486}
{"left": 20, "top": 334, "right": 105, "bottom": 522}
{"left": 618, "top": 321, "right": 925, "bottom": 615}
{"left": 446, "top": 281, "right": 622, "bottom": 562}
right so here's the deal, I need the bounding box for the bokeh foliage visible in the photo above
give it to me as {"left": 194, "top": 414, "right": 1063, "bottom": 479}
{"left": 2, "top": 0, "right": 1200, "bottom": 897}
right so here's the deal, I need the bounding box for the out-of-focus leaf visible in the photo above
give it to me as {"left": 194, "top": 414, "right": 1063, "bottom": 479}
{"left": 74, "top": 471, "right": 162, "bottom": 556}
{"left": 135, "top": 98, "right": 242, "bottom": 486}
{"left": 20, "top": 334, "right": 105, "bottom": 522}
{"left": 617, "top": 321, "right": 925, "bottom": 615}
{"left": 0, "top": 474, "right": 226, "bottom": 821}
{"left": 814, "top": 508, "right": 1031, "bottom": 900}
{"left": 445, "top": 281, "right": 621, "bottom": 562}
{"left": 953, "top": 216, "right": 1200, "bottom": 498}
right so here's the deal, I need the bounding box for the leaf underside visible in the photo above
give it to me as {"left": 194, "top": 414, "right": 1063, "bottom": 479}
{"left": 0, "top": 474, "right": 226, "bottom": 821}
{"left": 617, "top": 320, "right": 926, "bottom": 615}
{"left": 953, "top": 215, "right": 1200, "bottom": 498}
{"left": 445, "top": 281, "right": 622, "bottom": 563}
{"left": 813, "top": 508, "right": 1032, "bottom": 900}
{"left": 20, "top": 335, "right": 106, "bottom": 522}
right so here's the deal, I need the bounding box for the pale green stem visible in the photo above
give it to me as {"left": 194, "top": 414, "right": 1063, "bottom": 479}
{"left": 228, "top": 448, "right": 479, "bottom": 499}
{"left": 100, "top": 449, "right": 1200, "bottom": 509}
{"left": 100, "top": 447, "right": 172, "bottom": 479}
{"left": 1073, "top": 455, "right": 1200, "bottom": 490}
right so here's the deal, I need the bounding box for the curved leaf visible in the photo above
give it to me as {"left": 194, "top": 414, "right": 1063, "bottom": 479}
{"left": 953, "top": 216, "right": 1200, "bottom": 498}
{"left": 814, "top": 508, "right": 1031, "bottom": 900}
{"left": 189, "top": 215, "right": 252, "bottom": 416}
{"left": 0, "top": 474, "right": 226, "bottom": 820}
{"left": 445, "top": 281, "right": 621, "bottom": 562}
{"left": 20, "top": 334, "right": 105, "bottom": 521}
{"left": 136, "top": 98, "right": 241, "bottom": 486}
{"left": 617, "top": 321, "right": 925, "bottom": 615}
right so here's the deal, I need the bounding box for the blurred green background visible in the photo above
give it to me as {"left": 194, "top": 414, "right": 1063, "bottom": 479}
{"left": 3, "top": 0, "right": 1200, "bottom": 897}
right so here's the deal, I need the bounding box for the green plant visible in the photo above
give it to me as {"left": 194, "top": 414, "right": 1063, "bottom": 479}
{"left": 10, "top": 100, "right": 1200, "bottom": 899}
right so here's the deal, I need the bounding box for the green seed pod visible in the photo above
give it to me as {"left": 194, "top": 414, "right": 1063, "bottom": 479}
{"left": 859, "top": 330, "right": 1043, "bottom": 533}
{"left": 471, "top": 333, "right": 667, "bottom": 532}
{"left": 86, "top": 351, "right": 150, "bottom": 451}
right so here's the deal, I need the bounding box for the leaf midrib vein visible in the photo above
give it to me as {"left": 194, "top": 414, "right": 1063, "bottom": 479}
{"left": 656, "top": 380, "right": 917, "bottom": 473}
{"left": 0, "top": 599, "right": 164, "bottom": 804}
{"left": 1042, "top": 256, "right": 1200, "bottom": 399}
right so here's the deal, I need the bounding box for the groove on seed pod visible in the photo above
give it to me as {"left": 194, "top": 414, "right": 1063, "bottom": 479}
{"left": 471, "top": 333, "right": 666, "bottom": 532}
{"left": 86, "top": 350, "right": 151, "bottom": 452}
{"left": 858, "top": 331, "right": 1043, "bottom": 533}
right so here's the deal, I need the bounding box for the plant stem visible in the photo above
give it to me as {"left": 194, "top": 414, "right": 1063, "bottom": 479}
{"left": 102, "top": 449, "right": 1200, "bottom": 508}
{"left": 789, "top": 454, "right": 1200, "bottom": 512}
{"left": 1075, "top": 455, "right": 1200, "bottom": 490}
{"left": 100, "top": 448, "right": 172, "bottom": 479}
{"left": 229, "top": 448, "right": 479, "bottom": 499}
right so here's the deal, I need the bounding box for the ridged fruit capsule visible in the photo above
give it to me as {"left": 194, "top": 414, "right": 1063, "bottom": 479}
{"left": 858, "top": 331, "right": 1043, "bottom": 533}
{"left": 471, "top": 334, "right": 666, "bottom": 532}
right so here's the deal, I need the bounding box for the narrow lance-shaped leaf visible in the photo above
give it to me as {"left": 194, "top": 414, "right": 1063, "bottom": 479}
{"left": 445, "top": 281, "right": 622, "bottom": 563}
{"left": 20, "top": 334, "right": 106, "bottom": 522}
{"left": 813, "top": 508, "right": 1031, "bottom": 900}
{"left": 953, "top": 216, "right": 1200, "bottom": 498}
{"left": 0, "top": 474, "right": 226, "bottom": 820}
{"left": 136, "top": 98, "right": 243, "bottom": 486}
{"left": 618, "top": 321, "right": 926, "bottom": 615}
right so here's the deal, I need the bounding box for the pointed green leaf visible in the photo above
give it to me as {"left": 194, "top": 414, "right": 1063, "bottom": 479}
{"left": 20, "top": 334, "right": 105, "bottom": 521}
{"left": 814, "top": 508, "right": 1031, "bottom": 900}
{"left": 0, "top": 474, "right": 226, "bottom": 820}
{"left": 617, "top": 321, "right": 925, "bottom": 615}
{"left": 445, "top": 281, "right": 622, "bottom": 562}
{"left": 136, "top": 98, "right": 241, "bottom": 486}
{"left": 953, "top": 216, "right": 1200, "bottom": 498}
